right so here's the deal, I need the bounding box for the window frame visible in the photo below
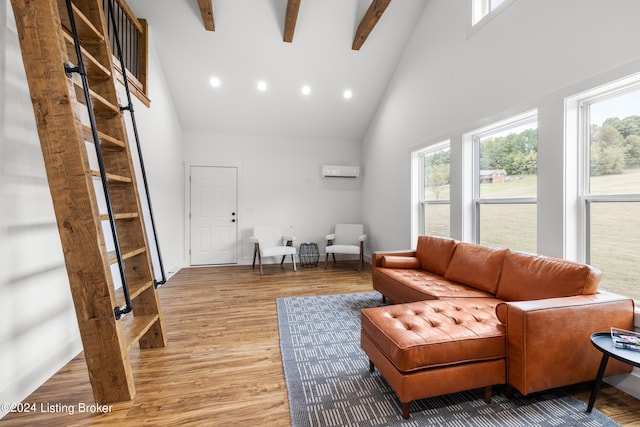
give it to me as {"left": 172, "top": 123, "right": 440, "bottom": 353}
{"left": 469, "top": 0, "right": 516, "bottom": 36}
{"left": 470, "top": 110, "right": 538, "bottom": 248}
{"left": 412, "top": 140, "right": 451, "bottom": 245}
{"left": 577, "top": 82, "right": 640, "bottom": 265}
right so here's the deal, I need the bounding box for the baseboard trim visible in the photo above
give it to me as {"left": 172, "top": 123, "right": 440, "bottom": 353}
{"left": 0, "top": 335, "right": 82, "bottom": 420}
{"left": 165, "top": 261, "right": 186, "bottom": 279}
{"left": 604, "top": 368, "right": 640, "bottom": 400}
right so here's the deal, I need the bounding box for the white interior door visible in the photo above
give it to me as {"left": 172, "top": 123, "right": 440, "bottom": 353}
{"left": 190, "top": 166, "right": 238, "bottom": 265}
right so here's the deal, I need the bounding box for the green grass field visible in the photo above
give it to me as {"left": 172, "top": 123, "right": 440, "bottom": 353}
{"left": 425, "top": 170, "right": 640, "bottom": 300}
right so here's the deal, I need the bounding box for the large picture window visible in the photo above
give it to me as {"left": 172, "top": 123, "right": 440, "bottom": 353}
{"left": 579, "top": 84, "right": 640, "bottom": 301}
{"left": 472, "top": 111, "right": 537, "bottom": 252}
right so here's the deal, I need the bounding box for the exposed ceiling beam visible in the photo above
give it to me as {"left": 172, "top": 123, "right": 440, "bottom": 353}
{"left": 283, "top": 0, "right": 301, "bottom": 43}
{"left": 197, "top": 0, "right": 215, "bottom": 31}
{"left": 352, "top": 0, "right": 392, "bottom": 50}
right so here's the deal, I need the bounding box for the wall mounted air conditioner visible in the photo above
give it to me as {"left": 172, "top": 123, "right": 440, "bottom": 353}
{"left": 321, "top": 165, "right": 360, "bottom": 178}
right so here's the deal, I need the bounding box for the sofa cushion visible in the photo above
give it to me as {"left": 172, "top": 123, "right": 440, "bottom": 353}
{"left": 375, "top": 268, "right": 495, "bottom": 300}
{"left": 415, "top": 235, "right": 457, "bottom": 276}
{"left": 495, "top": 250, "right": 602, "bottom": 301}
{"left": 444, "top": 243, "right": 508, "bottom": 294}
{"left": 380, "top": 256, "right": 421, "bottom": 269}
{"left": 361, "top": 298, "right": 506, "bottom": 373}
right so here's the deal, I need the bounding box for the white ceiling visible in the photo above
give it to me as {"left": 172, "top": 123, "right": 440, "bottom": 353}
{"left": 127, "top": 0, "right": 428, "bottom": 141}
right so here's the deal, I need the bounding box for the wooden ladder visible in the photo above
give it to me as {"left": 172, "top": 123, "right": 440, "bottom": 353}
{"left": 10, "top": 0, "right": 166, "bottom": 403}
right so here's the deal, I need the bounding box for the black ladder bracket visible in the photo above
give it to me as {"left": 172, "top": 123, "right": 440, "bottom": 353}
{"left": 63, "top": 62, "right": 81, "bottom": 77}
{"left": 114, "top": 304, "right": 132, "bottom": 320}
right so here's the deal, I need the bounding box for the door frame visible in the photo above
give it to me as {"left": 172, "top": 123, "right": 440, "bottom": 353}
{"left": 185, "top": 162, "right": 242, "bottom": 266}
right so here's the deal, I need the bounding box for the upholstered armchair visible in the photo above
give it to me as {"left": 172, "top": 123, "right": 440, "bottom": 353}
{"left": 250, "top": 226, "right": 297, "bottom": 275}
{"left": 325, "top": 224, "right": 367, "bottom": 271}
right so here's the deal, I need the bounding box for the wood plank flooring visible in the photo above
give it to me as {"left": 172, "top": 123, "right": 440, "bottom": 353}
{"left": 1, "top": 263, "right": 639, "bottom": 426}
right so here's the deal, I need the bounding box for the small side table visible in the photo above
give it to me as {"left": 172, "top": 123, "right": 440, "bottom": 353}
{"left": 299, "top": 242, "right": 319, "bottom": 268}
{"left": 587, "top": 331, "right": 640, "bottom": 413}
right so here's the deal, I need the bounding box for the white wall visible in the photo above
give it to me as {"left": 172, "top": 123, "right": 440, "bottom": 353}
{"left": 124, "top": 31, "right": 185, "bottom": 278}
{"left": 0, "top": 1, "right": 81, "bottom": 416}
{"left": 362, "top": 0, "right": 640, "bottom": 396}
{"left": 184, "top": 132, "right": 363, "bottom": 264}
{"left": 0, "top": 1, "right": 184, "bottom": 416}
{"left": 363, "top": 0, "right": 640, "bottom": 256}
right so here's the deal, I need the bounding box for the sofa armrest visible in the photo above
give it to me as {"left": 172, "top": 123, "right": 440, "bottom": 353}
{"left": 496, "top": 292, "right": 635, "bottom": 395}
{"left": 371, "top": 250, "right": 417, "bottom": 268}
{"left": 379, "top": 255, "right": 420, "bottom": 269}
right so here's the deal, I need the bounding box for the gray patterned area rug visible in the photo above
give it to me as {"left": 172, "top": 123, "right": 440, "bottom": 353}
{"left": 276, "top": 292, "right": 621, "bottom": 427}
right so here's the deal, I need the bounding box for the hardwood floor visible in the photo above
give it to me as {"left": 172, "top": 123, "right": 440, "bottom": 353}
{"left": 1, "top": 263, "right": 639, "bottom": 426}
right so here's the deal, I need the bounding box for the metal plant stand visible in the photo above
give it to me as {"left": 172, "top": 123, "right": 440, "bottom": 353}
{"left": 299, "top": 242, "right": 319, "bottom": 268}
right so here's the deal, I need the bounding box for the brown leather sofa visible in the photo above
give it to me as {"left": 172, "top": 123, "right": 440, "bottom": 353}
{"left": 361, "top": 235, "right": 635, "bottom": 419}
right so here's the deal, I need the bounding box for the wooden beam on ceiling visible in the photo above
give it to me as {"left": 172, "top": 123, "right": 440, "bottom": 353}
{"left": 352, "top": 0, "right": 392, "bottom": 50}
{"left": 283, "top": 0, "right": 301, "bottom": 43}
{"left": 198, "top": 0, "right": 215, "bottom": 31}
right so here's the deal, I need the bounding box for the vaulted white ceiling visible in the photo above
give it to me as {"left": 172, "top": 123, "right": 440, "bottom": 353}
{"left": 127, "top": 0, "right": 428, "bottom": 141}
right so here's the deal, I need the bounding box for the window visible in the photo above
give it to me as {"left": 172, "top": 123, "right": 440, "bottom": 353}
{"left": 414, "top": 141, "right": 451, "bottom": 239}
{"left": 471, "top": 0, "right": 515, "bottom": 27}
{"left": 472, "top": 111, "right": 537, "bottom": 252}
{"left": 578, "top": 82, "right": 640, "bottom": 301}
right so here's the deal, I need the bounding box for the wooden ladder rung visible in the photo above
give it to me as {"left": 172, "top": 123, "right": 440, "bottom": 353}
{"left": 82, "top": 125, "right": 126, "bottom": 150}
{"left": 72, "top": 79, "right": 120, "bottom": 116}
{"left": 62, "top": 32, "right": 111, "bottom": 79}
{"left": 116, "top": 280, "right": 154, "bottom": 308}
{"left": 99, "top": 212, "right": 139, "bottom": 221}
{"left": 58, "top": 1, "right": 106, "bottom": 45}
{"left": 120, "top": 314, "right": 160, "bottom": 352}
{"left": 91, "top": 170, "right": 132, "bottom": 183}
{"left": 107, "top": 247, "right": 147, "bottom": 264}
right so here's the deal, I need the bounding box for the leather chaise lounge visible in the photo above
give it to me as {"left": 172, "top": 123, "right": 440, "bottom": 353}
{"left": 361, "top": 235, "right": 636, "bottom": 419}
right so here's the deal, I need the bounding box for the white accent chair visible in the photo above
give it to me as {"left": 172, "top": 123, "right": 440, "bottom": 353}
{"left": 324, "top": 224, "right": 367, "bottom": 271}
{"left": 250, "top": 226, "right": 297, "bottom": 275}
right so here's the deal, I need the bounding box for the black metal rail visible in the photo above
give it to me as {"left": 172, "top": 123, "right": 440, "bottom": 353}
{"left": 106, "top": 0, "right": 166, "bottom": 288}
{"left": 103, "top": 0, "right": 139, "bottom": 78}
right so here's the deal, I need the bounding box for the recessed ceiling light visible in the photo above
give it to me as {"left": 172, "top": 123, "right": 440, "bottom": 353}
{"left": 343, "top": 89, "right": 353, "bottom": 99}
{"left": 301, "top": 85, "right": 311, "bottom": 96}
{"left": 209, "top": 76, "right": 221, "bottom": 88}
{"left": 257, "top": 80, "right": 268, "bottom": 92}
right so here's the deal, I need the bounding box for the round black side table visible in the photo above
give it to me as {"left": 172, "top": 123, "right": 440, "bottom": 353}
{"left": 299, "top": 242, "right": 319, "bottom": 268}
{"left": 587, "top": 332, "right": 640, "bottom": 413}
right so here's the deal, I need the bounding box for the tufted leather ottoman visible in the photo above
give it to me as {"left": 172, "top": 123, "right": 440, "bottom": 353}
{"left": 360, "top": 298, "right": 507, "bottom": 419}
